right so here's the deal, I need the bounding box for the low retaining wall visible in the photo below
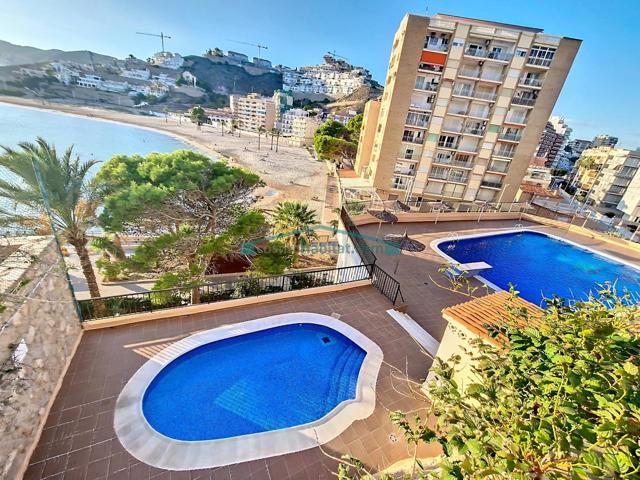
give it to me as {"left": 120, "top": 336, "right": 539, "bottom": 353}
{"left": 0, "top": 239, "right": 82, "bottom": 480}
{"left": 350, "top": 211, "right": 524, "bottom": 226}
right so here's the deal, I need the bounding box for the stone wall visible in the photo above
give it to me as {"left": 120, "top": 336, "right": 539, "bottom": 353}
{"left": 0, "top": 238, "right": 82, "bottom": 480}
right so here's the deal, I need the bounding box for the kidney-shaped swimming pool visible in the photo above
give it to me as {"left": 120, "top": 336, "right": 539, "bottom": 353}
{"left": 114, "top": 313, "right": 383, "bottom": 470}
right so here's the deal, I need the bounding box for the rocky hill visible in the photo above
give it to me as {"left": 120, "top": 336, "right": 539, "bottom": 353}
{"left": 182, "top": 56, "right": 282, "bottom": 96}
{"left": 0, "top": 40, "right": 117, "bottom": 67}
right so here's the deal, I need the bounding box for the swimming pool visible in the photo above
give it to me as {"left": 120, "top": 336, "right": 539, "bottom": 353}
{"left": 114, "top": 313, "right": 383, "bottom": 470}
{"left": 434, "top": 230, "right": 640, "bottom": 306}
{"left": 143, "top": 323, "right": 365, "bottom": 441}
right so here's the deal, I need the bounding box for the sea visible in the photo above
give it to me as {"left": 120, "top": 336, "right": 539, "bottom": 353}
{"left": 0, "top": 102, "right": 191, "bottom": 175}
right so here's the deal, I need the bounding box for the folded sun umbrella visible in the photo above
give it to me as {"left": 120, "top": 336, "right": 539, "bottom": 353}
{"left": 384, "top": 230, "right": 426, "bottom": 274}
{"left": 388, "top": 199, "right": 411, "bottom": 212}
{"left": 367, "top": 208, "right": 398, "bottom": 239}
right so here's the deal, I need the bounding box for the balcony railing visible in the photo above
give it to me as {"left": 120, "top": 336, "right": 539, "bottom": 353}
{"left": 499, "top": 132, "right": 522, "bottom": 142}
{"left": 487, "top": 162, "right": 509, "bottom": 173}
{"left": 424, "top": 39, "right": 449, "bottom": 52}
{"left": 519, "top": 77, "right": 543, "bottom": 87}
{"left": 394, "top": 166, "right": 416, "bottom": 175}
{"left": 415, "top": 81, "right": 439, "bottom": 92}
{"left": 457, "top": 144, "right": 480, "bottom": 153}
{"left": 402, "top": 135, "right": 424, "bottom": 144}
{"left": 512, "top": 96, "right": 536, "bottom": 106}
{"left": 459, "top": 68, "right": 481, "bottom": 78}
{"left": 448, "top": 107, "right": 469, "bottom": 116}
{"left": 487, "top": 51, "right": 513, "bottom": 61}
{"left": 464, "top": 126, "right": 485, "bottom": 136}
{"left": 449, "top": 174, "right": 469, "bottom": 183}
{"left": 464, "top": 47, "right": 513, "bottom": 61}
{"left": 480, "top": 72, "right": 503, "bottom": 82}
{"left": 452, "top": 88, "right": 474, "bottom": 98}
{"left": 409, "top": 101, "right": 434, "bottom": 111}
{"left": 419, "top": 63, "right": 444, "bottom": 73}
{"left": 438, "top": 141, "right": 458, "bottom": 149}
{"left": 406, "top": 117, "right": 430, "bottom": 128}
{"left": 493, "top": 149, "right": 515, "bottom": 158}
{"left": 474, "top": 90, "right": 498, "bottom": 101}
{"left": 468, "top": 109, "right": 490, "bottom": 119}
{"left": 505, "top": 115, "right": 527, "bottom": 124}
{"left": 464, "top": 47, "right": 487, "bottom": 58}
{"left": 481, "top": 180, "right": 504, "bottom": 189}
{"left": 527, "top": 57, "right": 553, "bottom": 67}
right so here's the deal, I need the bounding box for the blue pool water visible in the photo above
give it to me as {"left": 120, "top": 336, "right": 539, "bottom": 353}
{"left": 438, "top": 231, "right": 640, "bottom": 306}
{"left": 142, "top": 323, "right": 366, "bottom": 441}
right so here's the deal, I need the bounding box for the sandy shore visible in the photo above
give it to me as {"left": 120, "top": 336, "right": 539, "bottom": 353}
{"left": 0, "top": 96, "right": 329, "bottom": 214}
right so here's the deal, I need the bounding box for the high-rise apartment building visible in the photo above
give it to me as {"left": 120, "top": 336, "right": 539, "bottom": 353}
{"left": 354, "top": 13, "right": 581, "bottom": 206}
{"left": 591, "top": 134, "right": 619, "bottom": 148}
{"left": 576, "top": 146, "right": 640, "bottom": 215}
{"left": 230, "top": 93, "right": 276, "bottom": 132}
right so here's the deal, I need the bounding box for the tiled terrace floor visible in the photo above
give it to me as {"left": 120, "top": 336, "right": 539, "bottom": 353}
{"left": 26, "top": 287, "right": 440, "bottom": 480}
{"left": 360, "top": 219, "right": 640, "bottom": 341}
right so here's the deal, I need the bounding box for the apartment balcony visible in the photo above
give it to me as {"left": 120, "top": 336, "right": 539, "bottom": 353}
{"left": 447, "top": 106, "right": 469, "bottom": 117}
{"left": 414, "top": 81, "right": 439, "bottom": 92}
{"left": 504, "top": 114, "right": 528, "bottom": 125}
{"left": 433, "top": 156, "right": 474, "bottom": 169}
{"left": 452, "top": 87, "right": 475, "bottom": 99}
{"left": 457, "top": 144, "right": 480, "bottom": 154}
{"left": 473, "top": 90, "right": 498, "bottom": 101}
{"left": 409, "top": 100, "right": 434, "bottom": 112}
{"left": 519, "top": 77, "right": 543, "bottom": 88}
{"left": 463, "top": 126, "right": 485, "bottom": 136}
{"left": 493, "top": 148, "right": 515, "bottom": 159}
{"left": 437, "top": 140, "right": 458, "bottom": 150}
{"left": 458, "top": 68, "right": 481, "bottom": 79}
{"left": 418, "top": 63, "right": 444, "bottom": 74}
{"left": 512, "top": 96, "right": 537, "bottom": 107}
{"left": 394, "top": 166, "right": 416, "bottom": 176}
{"left": 464, "top": 47, "right": 513, "bottom": 62}
{"left": 424, "top": 39, "right": 449, "bottom": 52}
{"left": 402, "top": 135, "right": 425, "bottom": 144}
{"left": 479, "top": 71, "right": 503, "bottom": 83}
{"left": 480, "top": 180, "right": 504, "bottom": 189}
{"left": 428, "top": 171, "right": 450, "bottom": 181}
{"left": 405, "top": 119, "right": 429, "bottom": 129}
{"left": 448, "top": 174, "right": 470, "bottom": 184}
{"left": 499, "top": 132, "right": 522, "bottom": 142}
{"left": 468, "top": 109, "right": 491, "bottom": 120}
{"left": 527, "top": 57, "right": 553, "bottom": 68}
{"left": 486, "top": 162, "right": 509, "bottom": 174}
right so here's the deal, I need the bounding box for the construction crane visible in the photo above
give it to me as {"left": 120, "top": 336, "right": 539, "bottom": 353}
{"left": 136, "top": 31, "right": 172, "bottom": 52}
{"left": 326, "top": 50, "right": 349, "bottom": 61}
{"left": 229, "top": 40, "right": 269, "bottom": 60}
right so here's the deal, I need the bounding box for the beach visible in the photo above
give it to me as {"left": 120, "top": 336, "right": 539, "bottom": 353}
{"left": 0, "top": 96, "right": 329, "bottom": 215}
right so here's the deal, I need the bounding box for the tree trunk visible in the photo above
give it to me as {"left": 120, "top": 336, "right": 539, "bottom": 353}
{"left": 191, "top": 286, "right": 201, "bottom": 304}
{"left": 112, "top": 233, "right": 126, "bottom": 260}
{"left": 70, "top": 237, "right": 105, "bottom": 317}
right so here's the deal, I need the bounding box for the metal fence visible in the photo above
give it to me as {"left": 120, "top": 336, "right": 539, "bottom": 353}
{"left": 78, "top": 263, "right": 375, "bottom": 321}
{"left": 342, "top": 197, "right": 532, "bottom": 215}
{"left": 340, "top": 206, "right": 377, "bottom": 264}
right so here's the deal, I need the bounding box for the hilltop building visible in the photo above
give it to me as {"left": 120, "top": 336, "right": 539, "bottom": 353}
{"left": 282, "top": 55, "right": 373, "bottom": 98}
{"left": 230, "top": 93, "right": 276, "bottom": 132}
{"left": 353, "top": 13, "right": 581, "bottom": 206}
{"left": 150, "top": 51, "right": 184, "bottom": 70}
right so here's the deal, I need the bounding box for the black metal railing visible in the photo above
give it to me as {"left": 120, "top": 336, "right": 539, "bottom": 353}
{"left": 371, "top": 264, "right": 404, "bottom": 304}
{"left": 78, "top": 264, "right": 372, "bottom": 321}
{"left": 340, "top": 206, "right": 377, "bottom": 265}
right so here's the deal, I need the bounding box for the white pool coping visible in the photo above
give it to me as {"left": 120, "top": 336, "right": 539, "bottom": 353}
{"left": 430, "top": 228, "right": 640, "bottom": 299}
{"left": 114, "top": 312, "right": 383, "bottom": 470}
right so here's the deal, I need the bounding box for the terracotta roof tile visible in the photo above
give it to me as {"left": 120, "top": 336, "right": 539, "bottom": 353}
{"left": 441, "top": 291, "right": 544, "bottom": 346}
{"left": 519, "top": 183, "right": 561, "bottom": 198}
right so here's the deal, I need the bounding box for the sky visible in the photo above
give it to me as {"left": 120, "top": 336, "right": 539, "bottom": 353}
{"left": 2, "top": 0, "right": 639, "bottom": 147}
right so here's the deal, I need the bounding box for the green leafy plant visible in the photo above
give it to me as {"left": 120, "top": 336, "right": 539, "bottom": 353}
{"left": 339, "top": 287, "right": 640, "bottom": 479}
{"left": 271, "top": 201, "right": 318, "bottom": 256}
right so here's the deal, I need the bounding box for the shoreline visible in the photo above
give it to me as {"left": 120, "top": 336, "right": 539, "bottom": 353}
{"left": 0, "top": 96, "right": 330, "bottom": 214}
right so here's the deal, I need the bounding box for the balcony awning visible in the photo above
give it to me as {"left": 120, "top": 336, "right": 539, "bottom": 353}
{"left": 420, "top": 51, "right": 447, "bottom": 65}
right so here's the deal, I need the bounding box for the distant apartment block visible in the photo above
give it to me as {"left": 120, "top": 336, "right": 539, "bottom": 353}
{"left": 282, "top": 55, "right": 373, "bottom": 98}
{"left": 354, "top": 13, "right": 581, "bottom": 206}
{"left": 576, "top": 146, "right": 640, "bottom": 216}
{"left": 591, "top": 134, "right": 619, "bottom": 148}
{"left": 279, "top": 109, "right": 322, "bottom": 146}
{"left": 536, "top": 116, "right": 571, "bottom": 167}
{"left": 230, "top": 93, "right": 276, "bottom": 132}
{"left": 120, "top": 68, "right": 151, "bottom": 81}
{"left": 273, "top": 90, "right": 294, "bottom": 124}
{"left": 618, "top": 164, "right": 640, "bottom": 229}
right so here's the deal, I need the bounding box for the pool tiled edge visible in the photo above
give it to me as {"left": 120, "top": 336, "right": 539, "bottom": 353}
{"left": 113, "top": 312, "right": 384, "bottom": 471}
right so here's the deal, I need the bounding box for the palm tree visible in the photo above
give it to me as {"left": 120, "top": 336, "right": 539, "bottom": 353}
{"left": 257, "top": 125, "right": 265, "bottom": 150}
{"left": 272, "top": 201, "right": 317, "bottom": 256}
{"left": 0, "top": 138, "right": 104, "bottom": 310}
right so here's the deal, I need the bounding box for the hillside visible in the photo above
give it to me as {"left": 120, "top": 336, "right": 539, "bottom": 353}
{"left": 325, "top": 84, "right": 383, "bottom": 113}
{"left": 0, "top": 40, "right": 116, "bottom": 66}
{"left": 183, "top": 56, "right": 282, "bottom": 96}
